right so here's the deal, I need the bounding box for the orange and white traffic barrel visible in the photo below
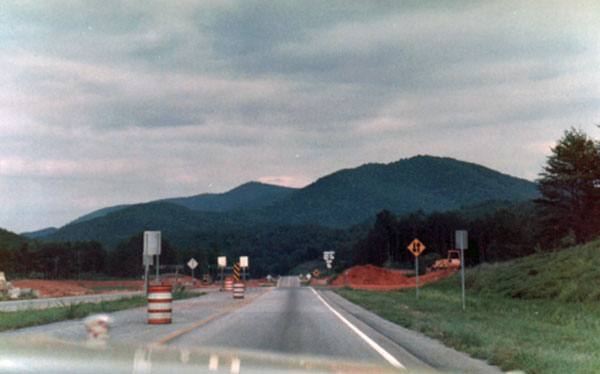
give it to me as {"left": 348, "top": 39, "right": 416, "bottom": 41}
{"left": 224, "top": 277, "right": 233, "bottom": 292}
{"left": 148, "top": 285, "right": 172, "bottom": 324}
{"left": 233, "top": 282, "right": 245, "bottom": 299}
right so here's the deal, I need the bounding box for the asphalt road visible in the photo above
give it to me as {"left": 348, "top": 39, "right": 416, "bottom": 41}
{"left": 277, "top": 275, "right": 300, "bottom": 288}
{"left": 167, "top": 279, "right": 414, "bottom": 369}
{"left": 5, "top": 277, "right": 503, "bottom": 373}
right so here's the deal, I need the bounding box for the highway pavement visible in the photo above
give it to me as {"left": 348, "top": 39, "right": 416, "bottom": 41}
{"left": 4, "top": 277, "right": 504, "bottom": 373}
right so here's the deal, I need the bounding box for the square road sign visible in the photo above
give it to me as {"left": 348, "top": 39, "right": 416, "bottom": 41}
{"left": 456, "top": 230, "right": 468, "bottom": 250}
{"left": 143, "top": 231, "right": 161, "bottom": 256}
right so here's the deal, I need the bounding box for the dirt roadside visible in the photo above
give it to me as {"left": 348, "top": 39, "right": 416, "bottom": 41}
{"left": 313, "top": 264, "right": 456, "bottom": 290}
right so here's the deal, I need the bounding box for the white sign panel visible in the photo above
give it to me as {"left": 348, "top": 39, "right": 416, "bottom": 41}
{"left": 187, "top": 258, "right": 198, "bottom": 270}
{"left": 144, "top": 231, "right": 161, "bottom": 255}
{"left": 217, "top": 256, "right": 227, "bottom": 268}
{"left": 456, "top": 230, "right": 468, "bottom": 250}
{"left": 240, "top": 256, "right": 249, "bottom": 268}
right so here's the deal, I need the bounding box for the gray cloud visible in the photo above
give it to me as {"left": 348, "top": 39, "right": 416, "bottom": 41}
{"left": 1, "top": 0, "right": 599, "bottom": 232}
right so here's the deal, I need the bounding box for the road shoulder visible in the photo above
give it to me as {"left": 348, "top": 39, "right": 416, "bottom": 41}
{"left": 319, "top": 289, "right": 505, "bottom": 374}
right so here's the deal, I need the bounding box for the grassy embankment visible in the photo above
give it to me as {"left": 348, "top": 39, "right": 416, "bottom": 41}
{"left": 0, "top": 289, "right": 202, "bottom": 332}
{"left": 336, "top": 239, "right": 600, "bottom": 374}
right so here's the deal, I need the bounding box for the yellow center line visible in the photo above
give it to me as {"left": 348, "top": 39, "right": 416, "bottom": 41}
{"left": 152, "top": 287, "right": 274, "bottom": 345}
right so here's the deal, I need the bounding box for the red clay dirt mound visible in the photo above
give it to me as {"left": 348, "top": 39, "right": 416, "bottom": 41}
{"left": 11, "top": 276, "right": 220, "bottom": 299}
{"left": 12, "top": 280, "right": 93, "bottom": 298}
{"left": 330, "top": 264, "right": 456, "bottom": 290}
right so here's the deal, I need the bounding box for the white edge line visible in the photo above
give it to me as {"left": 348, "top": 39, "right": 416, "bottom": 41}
{"left": 310, "top": 287, "right": 406, "bottom": 370}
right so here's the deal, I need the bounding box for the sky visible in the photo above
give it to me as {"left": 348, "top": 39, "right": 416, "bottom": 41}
{"left": 1, "top": 0, "right": 599, "bottom": 233}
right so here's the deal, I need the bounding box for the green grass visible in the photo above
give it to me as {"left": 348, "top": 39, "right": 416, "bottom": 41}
{"left": 0, "top": 290, "right": 204, "bottom": 332}
{"left": 467, "top": 239, "right": 600, "bottom": 303}
{"left": 335, "top": 239, "right": 600, "bottom": 374}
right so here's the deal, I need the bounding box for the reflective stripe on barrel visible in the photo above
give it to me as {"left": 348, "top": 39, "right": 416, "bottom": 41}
{"left": 233, "top": 282, "right": 245, "bottom": 299}
{"left": 148, "top": 285, "right": 172, "bottom": 324}
{"left": 225, "top": 277, "right": 233, "bottom": 292}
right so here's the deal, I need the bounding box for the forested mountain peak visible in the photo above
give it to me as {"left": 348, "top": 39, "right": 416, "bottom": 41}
{"left": 63, "top": 181, "right": 295, "bottom": 227}
{"left": 35, "top": 155, "right": 539, "bottom": 253}
{"left": 258, "top": 155, "right": 539, "bottom": 228}
{"left": 160, "top": 181, "right": 296, "bottom": 212}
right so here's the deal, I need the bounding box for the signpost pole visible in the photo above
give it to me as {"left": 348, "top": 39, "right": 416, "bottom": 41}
{"left": 416, "top": 255, "right": 419, "bottom": 300}
{"left": 143, "top": 231, "right": 161, "bottom": 289}
{"left": 144, "top": 262, "right": 149, "bottom": 296}
{"left": 155, "top": 255, "right": 160, "bottom": 284}
{"left": 217, "top": 256, "right": 227, "bottom": 291}
{"left": 240, "top": 256, "right": 248, "bottom": 283}
{"left": 461, "top": 248, "right": 465, "bottom": 310}
{"left": 187, "top": 258, "right": 198, "bottom": 287}
{"left": 456, "top": 230, "right": 468, "bottom": 310}
{"left": 407, "top": 239, "right": 425, "bottom": 301}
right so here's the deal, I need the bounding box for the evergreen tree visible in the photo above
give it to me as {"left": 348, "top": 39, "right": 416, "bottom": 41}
{"left": 536, "top": 128, "right": 600, "bottom": 244}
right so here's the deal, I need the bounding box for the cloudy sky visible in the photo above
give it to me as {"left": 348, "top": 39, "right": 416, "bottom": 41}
{"left": 1, "top": 1, "right": 599, "bottom": 233}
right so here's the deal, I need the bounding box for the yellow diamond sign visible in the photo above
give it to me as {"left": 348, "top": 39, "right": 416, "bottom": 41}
{"left": 407, "top": 238, "right": 426, "bottom": 257}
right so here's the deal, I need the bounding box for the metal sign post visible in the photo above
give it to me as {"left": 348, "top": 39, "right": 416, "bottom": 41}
{"left": 143, "top": 231, "right": 161, "bottom": 291}
{"left": 143, "top": 255, "right": 153, "bottom": 296}
{"left": 407, "top": 239, "right": 426, "bottom": 300}
{"left": 218, "top": 256, "right": 226, "bottom": 291}
{"left": 187, "top": 258, "right": 198, "bottom": 286}
{"left": 416, "top": 256, "right": 419, "bottom": 299}
{"left": 240, "top": 256, "right": 248, "bottom": 283}
{"left": 323, "top": 251, "right": 335, "bottom": 277}
{"left": 456, "top": 230, "right": 468, "bottom": 310}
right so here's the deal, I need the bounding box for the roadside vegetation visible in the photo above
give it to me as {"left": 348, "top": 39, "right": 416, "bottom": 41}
{"left": 0, "top": 290, "right": 203, "bottom": 332}
{"left": 336, "top": 238, "right": 600, "bottom": 374}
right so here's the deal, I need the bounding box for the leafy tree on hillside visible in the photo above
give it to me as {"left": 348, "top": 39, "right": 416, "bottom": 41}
{"left": 77, "top": 241, "right": 107, "bottom": 274}
{"left": 536, "top": 128, "right": 600, "bottom": 244}
{"left": 354, "top": 210, "right": 398, "bottom": 266}
{"left": 107, "top": 233, "right": 177, "bottom": 278}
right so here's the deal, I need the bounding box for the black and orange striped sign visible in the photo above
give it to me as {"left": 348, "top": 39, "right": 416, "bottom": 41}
{"left": 233, "top": 262, "right": 240, "bottom": 282}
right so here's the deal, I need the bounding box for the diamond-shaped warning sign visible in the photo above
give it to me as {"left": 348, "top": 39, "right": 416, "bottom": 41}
{"left": 407, "top": 238, "right": 426, "bottom": 257}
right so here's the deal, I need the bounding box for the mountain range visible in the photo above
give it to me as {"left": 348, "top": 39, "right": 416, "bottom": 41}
{"left": 26, "top": 155, "right": 539, "bottom": 251}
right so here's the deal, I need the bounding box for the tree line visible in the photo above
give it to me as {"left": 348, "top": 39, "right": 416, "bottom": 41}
{"left": 340, "top": 127, "right": 600, "bottom": 272}
{"left": 0, "top": 234, "right": 213, "bottom": 280}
